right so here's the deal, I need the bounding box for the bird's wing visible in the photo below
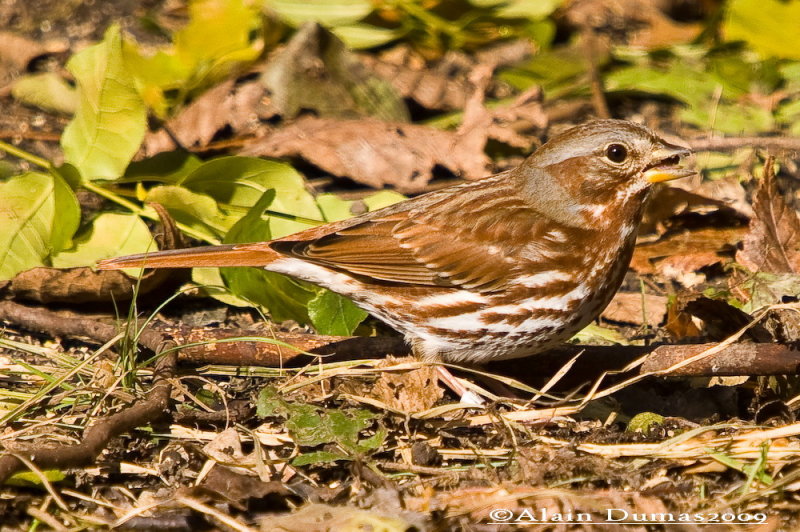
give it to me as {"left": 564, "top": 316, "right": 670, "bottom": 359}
{"left": 263, "top": 178, "right": 560, "bottom": 292}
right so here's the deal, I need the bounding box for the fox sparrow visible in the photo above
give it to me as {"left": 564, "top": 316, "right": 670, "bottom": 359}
{"left": 99, "top": 119, "right": 694, "bottom": 364}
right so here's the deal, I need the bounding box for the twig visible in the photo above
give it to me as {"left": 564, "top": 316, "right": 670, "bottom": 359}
{"left": 581, "top": 27, "right": 610, "bottom": 119}
{"left": 689, "top": 136, "right": 800, "bottom": 152}
{"left": 0, "top": 302, "right": 177, "bottom": 483}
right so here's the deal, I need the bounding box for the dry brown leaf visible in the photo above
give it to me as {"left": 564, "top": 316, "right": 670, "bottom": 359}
{"left": 602, "top": 292, "right": 667, "bottom": 326}
{"left": 563, "top": 0, "right": 703, "bottom": 49}
{"left": 640, "top": 176, "right": 750, "bottom": 236}
{"left": 656, "top": 251, "right": 721, "bottom": 287}
{"left": 371, "top": 363, "right": 443, "bottom": 413}
{"left": 630, "top": 227, "right": 744, "bottom": 275}
{"left": 485, "top": 86, "right": 547, "bottom": 150}
{"left": 240, "top": 116, "right": 490, "bottom": 192}
{"left": 664, "top": 297, "right": 702, "bottom": 340}
{"left": 263, "top": 23, "right": 408, "bottom": 122}
{"left": 5, "top": 204, "right": 185, "bottom": 304}
{"left": 737, "top": 158, "right": 800, "bottom": 273}
{"left": 0, "top": 31, "right": 67, "bottom": 71}
{"left": 144, "top": 79, "right": 267, "bottom": 154}
{"left": 260, "top": 503, "right": 416, "bottom": 532}
{"left": 361, "top": 40, "right": 532, "bottom": 112}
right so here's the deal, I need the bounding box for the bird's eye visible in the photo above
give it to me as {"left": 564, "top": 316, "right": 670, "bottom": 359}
{"left": 605, "top": 144, "right": 628, "bottom": 163}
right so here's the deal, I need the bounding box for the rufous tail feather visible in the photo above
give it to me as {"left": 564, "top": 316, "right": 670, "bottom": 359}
{"left": 96, "top": 243, "right": 281, "bottom": 270}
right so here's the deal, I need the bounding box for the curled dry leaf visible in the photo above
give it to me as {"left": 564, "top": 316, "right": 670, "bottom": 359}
{"left": 680, "top": 296, "right": 773, "bottom": 342}
{"left": 240, "top": 116, "right": 490, "bottom": 192}
{"left": 262, "top": 22, "right": 408, "bottom": 122}
{"left": 144, "top": 79, "right": 267, "bottom": 154}
{"left": 4, "top": 204, "right": 184, "bottom": 304}
{"left": 630, "top": 227, "right": 745, "bottom": 280}
{"left": 737, "top": 157, "right": 800, "bottom": 273}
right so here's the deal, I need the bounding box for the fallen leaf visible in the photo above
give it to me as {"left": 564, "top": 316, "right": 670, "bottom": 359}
{"left": 640, "top": 176, "right": 750, "bottom": 235}
{"left": 656, "top": 251, "right": 721, "bottom": 287}
{"left": 240, "top": 116, "right": 490, "bottom": 192}
{"left": 0, "top": 31, "right": 67, "bottom": 71}
{"left": 371, "top": 358, "right": 443, "bottom": 413}
{"left": 681, "top": 296, "right": 773, "bottom": 341}
{"left": 6, "top": 204, "right": 185, "bottom": 304}
{"left": 144, "top": 79, "right": 266, "bottom": 154}
{"left": 262, "top": 22, "right": 409, "bottom": 121}
{"left": 631, "top": 227, "right": 744, "bottom": 275}
{"left": 737, "top": 157, "right": 800, "bottom": 273}
{"left": 664, "top": 297, "right": 702, "bottom": 340}
{"left": 361, "top": 40, "right": 532, "bottom": 112}
{"left": 601, "top": 292, "right": 667, "bottom": 326}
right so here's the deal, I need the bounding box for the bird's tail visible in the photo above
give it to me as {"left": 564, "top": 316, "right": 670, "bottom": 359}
{"left": 96, "top": 243, "right": 281, "bottom": 270}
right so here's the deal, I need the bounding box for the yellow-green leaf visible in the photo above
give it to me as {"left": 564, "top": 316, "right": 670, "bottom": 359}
{"left": 61, "top": 25, "right": 147, "bottom": 181}
{"left": 724, "top": 0, "right": 800, "bottom": 59}
{"left": 51, "top": 213, "right": 155, "bottom": 276}
{"left": 0, "top": 172, "right": 80, "bottom": 280}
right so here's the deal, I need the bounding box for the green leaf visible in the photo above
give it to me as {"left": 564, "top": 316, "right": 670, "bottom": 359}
{"left": 181, "top": 156, "right": 322, "bottom": 238}
{"left": 571, "top": 323, "right": 630, "bottom": 345}
{"left": 605, "top": 59, "right": 775, "bottom": 133}
{"left": 51, "top": 213, "right": 155, "bottom": 276}
{"left": 332, "top": 23, "right": 404, "bottom": 49}
{"left": 256, "top": 386, "right": 290, "bottom": 418}
{"left": 626, "top": 412, "right": 665, "bottom": 435}
{"left": 61, "top": 25, "right": 147, "bottom": 181}
{"left": 5, "top": 469, "right": 66, "bottom": 487}
{"left": 285, "top": 403, "right": 377, "bottom": 453}
{"left": 11, "top": 72, "right": 78, "bottom": 115}
{"left": 316, "top": 190, "right": 406, "bottom": 223}
{"left": 145, "top": 185, "right": 236, "bottom": 240}
{"left": 494, "top": 0, "right": 562, "bottom": 19}
{"left": 291, "top": 450, "right": 352, "bottom": 466}
{"left": 362, "top": 190, "right": 407, "bottom": 210}
{"left": 316, "top": 193, "right": 357, "bottom": 222}
{"left": 500, "top": 46, "right": 588, "bottom": 97}
{"left": 0, "top": 172, "right": 80, "bottom": 280}
{"left": 267, "top": 0, "right": 373, "bottom": 27}
{"left": 123, "top": 151, "right": 203, "bottom": 184}
{"left": 122, "top": 44, "right": 191, "bottom": 117}
{"left": 191, "top": 266, "right": 254, "bottom": 307}
{"left": 740, "top": 273, "right": 800, "bottom": 313}
{"left": 220, "top": 191, "right": 318, "bottom": 323}
{"left": 308, "top": 289, "right": 367, "bottom": 336}
{"left": 724, "top": 0, "right": 800, "bottom": 59}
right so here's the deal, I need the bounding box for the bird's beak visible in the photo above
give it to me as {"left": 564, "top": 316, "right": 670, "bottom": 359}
{"left": 644, "top": 144, "right": 695, "bottom": 183}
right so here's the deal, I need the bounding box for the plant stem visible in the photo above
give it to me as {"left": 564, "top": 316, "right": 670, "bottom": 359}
{"left": 0, "top": 140, "right": 52, "bottom": 169}
{"left": 81, "top": 181, "right": 220, "bottom": 244}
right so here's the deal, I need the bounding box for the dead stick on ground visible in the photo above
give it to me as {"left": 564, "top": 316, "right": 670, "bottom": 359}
{"left": 0, "top": 302, "right": 177, "bottom": 483}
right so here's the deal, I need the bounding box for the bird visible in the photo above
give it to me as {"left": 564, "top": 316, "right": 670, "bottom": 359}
{"left": 98, "top": 119, "right": 694, "bottom": 367}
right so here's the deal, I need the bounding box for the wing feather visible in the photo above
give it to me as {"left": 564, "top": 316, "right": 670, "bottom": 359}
{"left": 269, "top": 176, "right": 558, "bottom": 291}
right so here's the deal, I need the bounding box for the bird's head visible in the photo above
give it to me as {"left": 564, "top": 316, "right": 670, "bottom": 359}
{"left": 518, "top": 119, "right": 695, "bottom": 227}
